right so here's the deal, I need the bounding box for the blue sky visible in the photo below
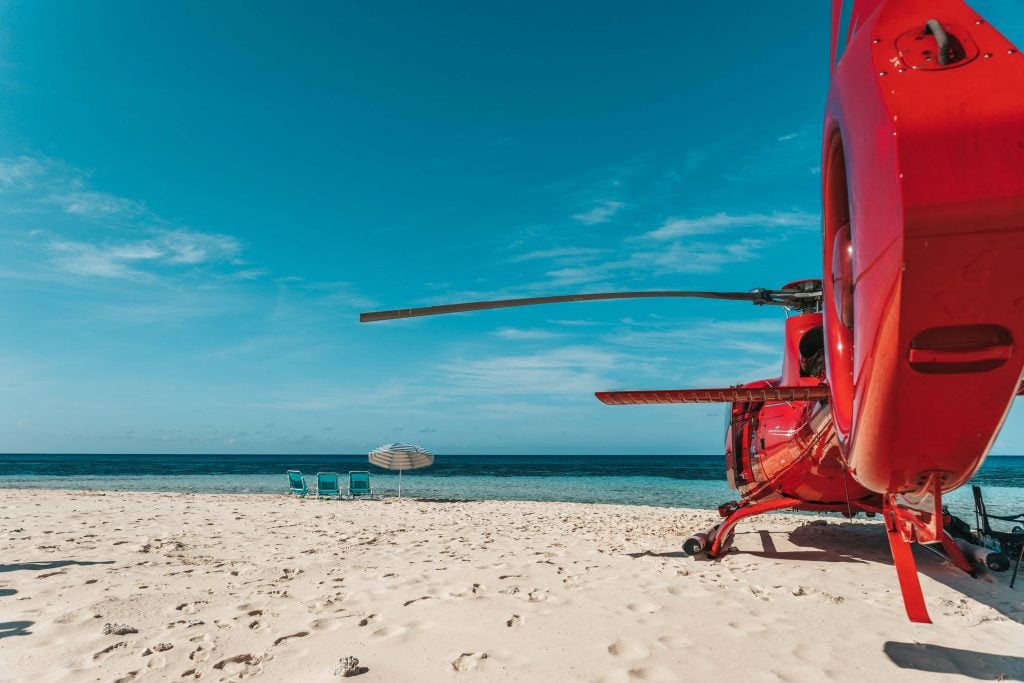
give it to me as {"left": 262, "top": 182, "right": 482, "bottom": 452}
{"left": 1, "top": 1, "right": 1020, "bottom": 455}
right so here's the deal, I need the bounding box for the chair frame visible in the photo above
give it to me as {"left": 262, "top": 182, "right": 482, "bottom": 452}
{"left": 972, "top": 485, "right": 1024, "bottom": 588}
{"left": 349, "top": 471, "right": 372, "bottom": 499}
{"left": 286, "top": 470, "right": 308, "bottom": 498}
{"left": 316, "top": 472, "right": 342, "bottom": 500}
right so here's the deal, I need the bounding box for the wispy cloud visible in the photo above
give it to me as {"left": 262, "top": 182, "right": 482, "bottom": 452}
{"left": 509, "top": 246, "right": 609, "bottom": 263}
{"left": 45, "top": 190, "right": 146, "bottom": 219}
{"left": 1, "top": 156, "right": 146, "bottom": 221}
{"left": 49, "top": 229, "right": 242, "bottom": 278}
{"left": 606, "top": 318, "right": 783, "bottom": 351}
{"left": 593, "top": 317, "right": 788, "bottom": 388}
{"left": 0, "top": 156, "right": 47, "bottom": 189}
{"left": 491, "top": 326, "right": 566, "bottom": 341}
{"left": 527, "top": 235, "right": 769, "bottom": 289}
{"left": 493, "top": 201, "right": 821, "bottom": 291}
{"left": 629, "top": 238, "right": 768, "bottom": 274}
{"left": 303, "top": 280, "right": 378, "bottom": 310}
{"left": 644, "top": 210, "right": 818, "bottom": 240}
{"left": 726, "top": 124, "right": 821, "bottom": 183}
{"left": 571, "top": 199, "right": 624, "bottom": 225}
{"left": 546, "top": 318, "right": 606, "bottom": 327}
{"left": 436, "top": 346, "right": 629, "bottom": 397}
{"left": 0, "top": 155, "right": 265, "bottom": 288}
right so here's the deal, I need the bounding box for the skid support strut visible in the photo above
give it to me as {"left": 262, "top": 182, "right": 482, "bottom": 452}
{"left": 883, "top": 494, "right": 931, "bottom": 624}
{"left": 707, "top": 497, "right": 803, "bottom": 558}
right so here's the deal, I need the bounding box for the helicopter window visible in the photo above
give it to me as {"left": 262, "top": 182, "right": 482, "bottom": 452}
{"left": 799, "top": 327, "right": 825, "bottom": 377}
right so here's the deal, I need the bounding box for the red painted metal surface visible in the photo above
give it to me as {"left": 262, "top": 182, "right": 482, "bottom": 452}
{"left": 606, "top": 0, "right": 1024, "bottom": 623}
{"left": 708, "top": 497, "right": 805, "bottom": 558}
{"left": 824, "top": 0, "right": 1024, "bottom": 496}
{"left": 884, "top": 496, "right": 932, "bottom": 623}
{"left": 595, "top": 386, "right": 829, "bottom": 405}
{"left": 705, "top": 0, "right": 1024, "bottom": 622}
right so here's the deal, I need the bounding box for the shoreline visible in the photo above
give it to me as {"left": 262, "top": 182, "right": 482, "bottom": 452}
{"left": 3, "top": 478, "right": 1020, "bottom": 519}
{"left": 1, "top": 489, "right": 1022, "bottom": 681}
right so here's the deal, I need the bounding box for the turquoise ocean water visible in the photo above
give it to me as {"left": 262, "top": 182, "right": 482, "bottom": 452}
{"left": 2, "top": 453, "right": 1021, "bottom": 522}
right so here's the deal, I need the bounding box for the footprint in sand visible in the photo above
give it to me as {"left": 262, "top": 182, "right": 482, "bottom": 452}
{"left": 505, "top": 614, "right": 525, "bottom": 628}
{"left": 212, "top": 653, "right": 263, "bottom": 677}
{"left": 93, "top": 641, "right": 127, "bottom": 661}
{"left": 607, "top": 640, "right": 649, "bottom": 660}
{"left": 625, "top": 665, "right": 679, "bottom": 682}
{"left": 451, "top": 652, "right": 488, "bottom": 672}
{"left": 144, "top": 653, "right": 168, "bottom": 671}
{"left": 816, "top": 591, "right": 845, "bottom": 605}
{"left": 310, "top": 617, "right": 344, "bottom": 632}
{"left": 724, "top": 620, "right": 769, "bottom": 635}
{"left": 372, "top": 625, "right": 408, "bottom": 638}
{"left": 304, "top": 596, "right": 341, "bottom": 611}
{"left": 358, "top": 613, "right": 379, "bottom": 627}
{"left": 403, "top": 596, "right": 433, "bottom": 607}
{"left": 272, "top": 631, "right": 308, "bottom": 646}
{"left": 655, "top": 634, "right": 693, "bottom": 649}
{"left": 625, "top": 602, "right": 662, "bottom": 614}
{"left": 188, "top": 645, "right": 210, "bottom": 663}
{"left": 175, "top": 601, "right": 208, "bottom": 615}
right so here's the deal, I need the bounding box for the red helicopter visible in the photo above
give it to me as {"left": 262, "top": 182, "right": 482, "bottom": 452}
{"left": 361, "top": 0, "right": 1024, "bottom": 623}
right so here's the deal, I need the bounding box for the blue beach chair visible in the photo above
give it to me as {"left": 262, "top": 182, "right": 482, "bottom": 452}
{"left": 316, "top": 472, "right": 341, "bottom": 499}
{"left": 287, "top": 470, "right": 308, "bottom": 497}
{"left": 349, "top": 471, "right": 372, "bottom": 498}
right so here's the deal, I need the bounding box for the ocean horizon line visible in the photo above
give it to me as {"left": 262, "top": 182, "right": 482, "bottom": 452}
{"left": 4, "top": 451, "right": 1023, "bottom": 458}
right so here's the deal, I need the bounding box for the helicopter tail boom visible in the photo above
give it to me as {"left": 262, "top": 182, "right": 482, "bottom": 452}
{"left": 596, "top": 386, "right": 830, "bottom": 405}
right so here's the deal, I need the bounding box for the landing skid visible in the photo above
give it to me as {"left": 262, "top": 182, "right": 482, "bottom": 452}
{"left": 683, "top": 493, "right": 976, "bottom": 624}
{"left": 707, "top": 497, "right": 804, "bottom": 558}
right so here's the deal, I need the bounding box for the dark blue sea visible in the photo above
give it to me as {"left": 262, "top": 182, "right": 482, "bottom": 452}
{"left": 1, "top": 453, "right": 1021, "bottom": 518}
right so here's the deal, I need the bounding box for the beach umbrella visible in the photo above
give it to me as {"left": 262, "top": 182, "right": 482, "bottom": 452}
{"left": 368, "top": 443, "right": 434, "bottom": 499}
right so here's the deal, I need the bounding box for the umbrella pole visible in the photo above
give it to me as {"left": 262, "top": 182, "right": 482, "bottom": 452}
{"left": 399, "top": 469, "right": 403, "bottom": 500}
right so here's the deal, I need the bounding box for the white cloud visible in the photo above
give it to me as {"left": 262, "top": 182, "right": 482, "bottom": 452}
{"left": 49, "top": 229, "right": 243, "bottom": 278}
{"left": 491, "top": 326, "right": 566, "bottom": 341}
{"left": 629, "top": 238, "right": 767, "bottom": 274}
{"left": 644, "top": 211, "right": 818, "bottom": 241}
{"left": 305, "top": 281, "right": 378, "bottom": 310}
{"left": 436, "top": 346, "right": 626, "bottom": 397}
{"left": 607, "top": 318, "right": 783, "bottom": 351}
{"left": 160, "top": 229, "right": 241, "bottom": 264}
{"left": 0, "top": 157, "right": 47, "bottom": 189}
{"left": 0, "top": 156, "right": 146, "bottom": 220}
{"left": 509, "top": 246, "right": 609, "bottom": 263}
{"left": 0, "top": 155, "right": 274, "bottom": 288}
{"left": 542, "top": 262, "right": 622, "bottom": 288}
{"left": 46, "top": 190, "right": 146, "bottom": 219}
{"left": 571, "top": 199, "right": 624, "bottom": 225}
{"left": 523, "top": 235, "right": 768, "bottom": 289}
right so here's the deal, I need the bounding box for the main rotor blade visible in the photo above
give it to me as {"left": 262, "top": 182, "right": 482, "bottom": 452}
{"left": 596, "top": 386, "right": 830, "bottom": 404}
{"left": 360, "top": 290, "right": 763, "bottom": 323}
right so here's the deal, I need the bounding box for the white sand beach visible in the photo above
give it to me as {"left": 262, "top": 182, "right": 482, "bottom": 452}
{"left": 1, "top": 489, "right": 1022, "bottom": 682}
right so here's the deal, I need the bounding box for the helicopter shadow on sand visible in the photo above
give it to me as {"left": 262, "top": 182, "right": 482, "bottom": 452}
{"left": 744, "top": 519, "right": 1024, "bottom": 625}
{"left": 883, "top": 642, "right": 1024, "bottom": 681}
{"left": 634, "top": 519, "right": 1024, "bottom": 678}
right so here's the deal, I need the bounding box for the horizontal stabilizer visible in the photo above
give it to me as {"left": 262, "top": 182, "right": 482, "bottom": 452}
{"left": 595, "top": 386, "right": 830, "bottom": 405}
